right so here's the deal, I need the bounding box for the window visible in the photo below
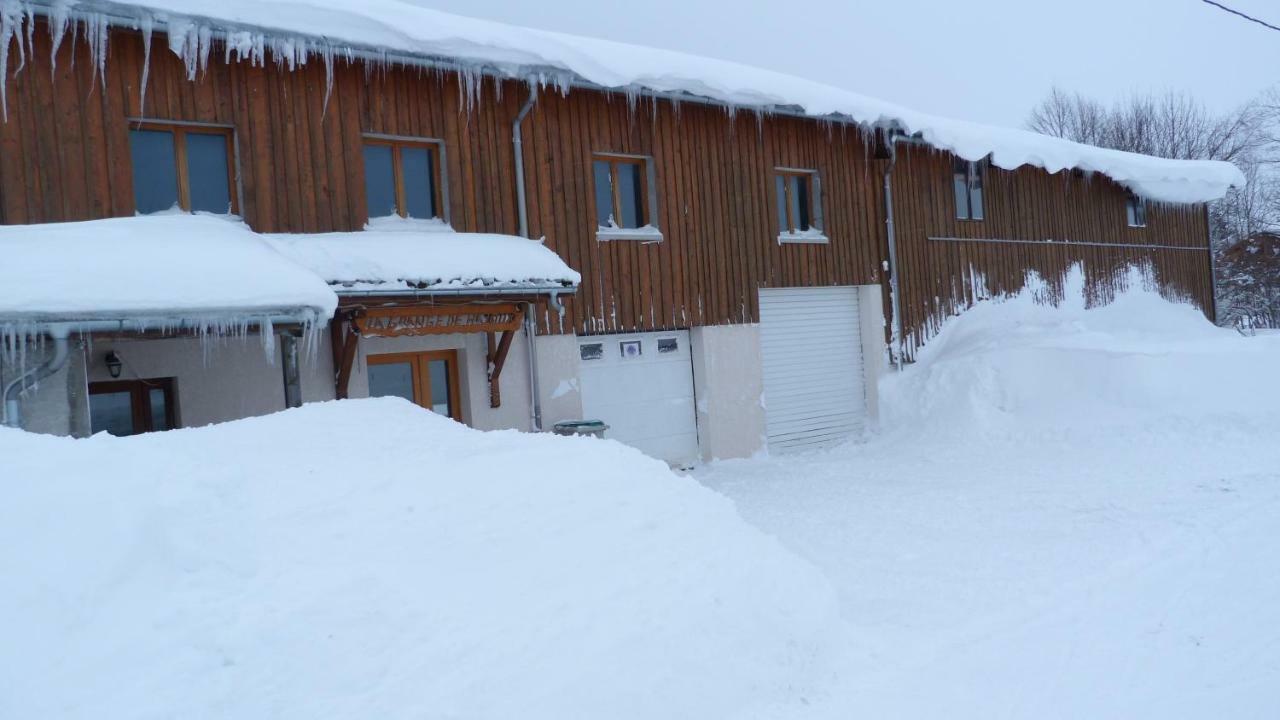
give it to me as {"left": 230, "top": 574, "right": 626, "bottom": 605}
{"left": 774, "top": 169, "right": 825, "bottom": 242}
{"left": 1126, "top": 193, "right": 1147, "bottom": 228}
{"left": 953, "top": 159, "right": 985, "bottom": 220}
{"left": 88, "top": 379, "right": 176, "bottom": 436}
{"left": 129, "top": 123, "right": 236, "bottom": 214}
{"left": 363, "top": 137, "right": 445, "bottom": 221}
{"left": 367, "top": 350, "right": 461, "bottom": 421}
{"left": 593, "top": 154, "right": 660, "bottom": 239}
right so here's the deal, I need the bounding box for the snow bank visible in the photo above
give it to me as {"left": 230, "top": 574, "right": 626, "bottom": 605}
{"left": 0, "top": 399, "right": 845, "bottom": 719}
{"left": 0, "top": 0, "right": 1243, "bottom": 203}
{"left": 0, "top": 213, "right": 336, "bottom": 324}
{"left": 882, "top": 267, "right": 1280, "bottom": 440}
{"left": 266, "top": 217, "right": 581, "bottom": 291}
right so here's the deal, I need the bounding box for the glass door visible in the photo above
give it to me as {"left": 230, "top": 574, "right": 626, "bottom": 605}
{"left": 366, "top": 350, "right": 461, "bottom": 421}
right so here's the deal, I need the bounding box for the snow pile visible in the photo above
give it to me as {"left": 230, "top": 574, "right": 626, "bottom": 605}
{"left": 0, "top": 399, "right": 845, "bottom": 719}
{"left": 266, "top": 217, "right": 581, "bottom": 291}
{"left": 0, "top": 213, "right": 337, "bottom": 324}
{"left": 881, "top": 267, "right": 1280, "bottom": 440}
{"left": 0, "top": 0, "right": 1243, "bottom": 202}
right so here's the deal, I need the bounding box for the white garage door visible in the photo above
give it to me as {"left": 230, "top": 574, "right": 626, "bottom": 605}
{"left": 759, "top": 286, "right": 867, "bottom": 452}
{"left": 577, "top": 330, "right": 699, "bottom": 466}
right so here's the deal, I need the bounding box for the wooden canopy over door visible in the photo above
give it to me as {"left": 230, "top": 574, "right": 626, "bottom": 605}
{"left": 331, "top": 302, "right": 524, "bottom": 407}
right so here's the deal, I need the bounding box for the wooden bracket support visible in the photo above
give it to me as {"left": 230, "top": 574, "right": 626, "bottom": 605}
{"left": 486, "top": 329, "right": 516, "bottom": 408}
{"left": 330, "top": 309, "right": 363, "bottom": 400}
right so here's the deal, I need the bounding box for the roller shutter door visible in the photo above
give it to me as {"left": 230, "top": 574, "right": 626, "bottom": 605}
{"left": 758, "top": 286, "right": 867, "bottom": 452}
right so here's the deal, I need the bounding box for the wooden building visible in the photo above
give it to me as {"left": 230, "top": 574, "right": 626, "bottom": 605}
{"left": 0, "top": 5, "right": 1234, "bottom": 462}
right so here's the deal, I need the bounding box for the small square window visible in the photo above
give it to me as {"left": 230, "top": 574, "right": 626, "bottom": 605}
{"left": 129, "top": 124, "right": 235, "bottom": 215}
{"left": 775, "top": 169, "right": 823, "bottom": 235}
{"left": 619, "top": 340, "right": 643, "bottom": 359}
{"left": 364, "top": 137, "right": 445, "bottom": 221}
{"left": 1126, "top": 193, "right": 1147, "bottom": 228}
{"left": 580, "top": 343, "right": 604, "bottom": 361}
{"left": 954, "top": 159, "right": 984, "bottom": 220}
{"left": 657, "top": 337, "right": 679, "bottom": 353}
{"left": 593, "top": 154, "right": 658, "bottom": 238}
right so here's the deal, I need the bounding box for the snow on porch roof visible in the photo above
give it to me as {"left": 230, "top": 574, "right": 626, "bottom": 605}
{"left": 263, "top": 217, "right": 581, "bottom": 294}
{"left": 0, "top": 0, "right": 1245, "bottom": 204}
{"left": 0, "top": 214, "right": 338, "bottom": 326}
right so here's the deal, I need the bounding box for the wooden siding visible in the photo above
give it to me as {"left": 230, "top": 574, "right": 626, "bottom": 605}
{"left": 1, "top": 23, "right": 1215, "bottom": 346}
{"left": 890, "top": 145, "right": 1215, "bottom": 352}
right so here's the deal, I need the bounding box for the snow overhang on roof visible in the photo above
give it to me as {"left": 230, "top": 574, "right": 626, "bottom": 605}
{"left": 0, "top": 214, "right": 338, "bottom": 331}
{"left": 263, "top": 217, "right": 582, "bottom": 295}
{"left": 0, "top": 0, "right": 1247, "bottom": 204}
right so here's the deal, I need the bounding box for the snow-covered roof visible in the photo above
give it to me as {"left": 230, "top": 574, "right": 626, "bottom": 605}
{"left": 0, "top": 0, "right": 1245, "bottom": 203}
{"left": 0, "top": 214, "right": 338, "bottom": 326}
{"left": 264, "top": 217, "right": 581, "bottom": 293}
{"left": 0, "top": 214, "right": 579, "bottom": 327}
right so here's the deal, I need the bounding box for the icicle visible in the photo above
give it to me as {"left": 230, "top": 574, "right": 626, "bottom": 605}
{"left": 47, "top": 0, "right": 70, "bottom": 77}
{"left": 138, "top": 14, "right": 152, "bottom": 117}
{"left": 0, "top": 0, "right": 21, "bottom": 121}
{"left": 167, "top": 18, "right": 200, "bottom": 80}
{"left": 197, "top": 24, "right": 212, "bottom": 76}
{"left": 85, "top": 12, "right": 108, "bottom": 91}
{"left": 320, "top": 43, "right": 334, "bottom": 117}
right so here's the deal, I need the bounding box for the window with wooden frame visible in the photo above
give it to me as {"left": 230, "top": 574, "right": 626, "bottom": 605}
{"left": 88, "top": 378, "right": 177, "bottom": 436}
{"left": 953, "top": 159, "right": 985, "bottom": 220}
{"left": 128, "top": 123, "right": 237, "bottom": 215}
{"left": 593, "top": 154, "right": 660, "bottom": 240}
{"left": 366, "top": 350, "right": 462, "bottom": 421}
{"left": 363, "top": 137, "right": 446, "bottom": 221}
{"left": 1125, "top": 192, "right": 1147, "bottom": 228}
{"left": 774, "top": 168, "right": 826, "bottom": 242}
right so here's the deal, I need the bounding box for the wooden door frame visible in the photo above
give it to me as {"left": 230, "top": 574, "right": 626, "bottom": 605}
{"left": 88, "top": 378, "right": 177, "bottom": 434}
{"left": 366, "top": 349, "right": 463, "bottom": 422}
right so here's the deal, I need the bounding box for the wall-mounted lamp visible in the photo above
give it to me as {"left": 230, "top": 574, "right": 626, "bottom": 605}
{"left": 105, "top": 351, "right": 123, "bottom": 379}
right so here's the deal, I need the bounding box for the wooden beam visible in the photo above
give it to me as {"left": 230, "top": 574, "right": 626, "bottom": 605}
{"left": 486, "top": 328, "right": 516, "bottom": 408}
{"left": 330, "top": 311, "right": 362, "bottom": 400}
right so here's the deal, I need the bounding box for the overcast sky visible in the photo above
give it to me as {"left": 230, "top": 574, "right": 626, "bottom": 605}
{"left": 409, "top": 0, "right": 1280, "bottom": 130}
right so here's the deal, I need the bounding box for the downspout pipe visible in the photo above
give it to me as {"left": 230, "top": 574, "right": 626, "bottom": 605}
{"left": 3, "top": 326, "right": 71, "bottom": 429}
{"left": 882, "top": 135, "right": 905, "bottom": 371}
{"left": 513, "top": 83, "right": 544, "bottom": 431}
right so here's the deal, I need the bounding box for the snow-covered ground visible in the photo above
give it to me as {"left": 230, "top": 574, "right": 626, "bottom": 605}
{"left": 4, "top": 271, "right": 1279, "bottom": 718}
{"left": 701, "top": 275, "right": 1280, "bottom": 718}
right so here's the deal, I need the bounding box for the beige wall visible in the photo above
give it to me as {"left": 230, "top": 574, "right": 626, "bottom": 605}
{"left": 690, "top": 324, "right": 767, "bottom": 462}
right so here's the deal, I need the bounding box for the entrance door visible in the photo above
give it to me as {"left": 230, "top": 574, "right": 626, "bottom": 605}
{"left": 367, "top": 350, "right": 462, "bottom": 421}
{"left": 577, "top": 330, "right": 699, "bottom": 466}
{"left": 758, "top": 286, "right": 867, "bottom": 452}
{"left": 88, "top": 379, "right": 177, "bottom": 436}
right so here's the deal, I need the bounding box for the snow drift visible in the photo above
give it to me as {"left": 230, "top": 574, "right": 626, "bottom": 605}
{"left": 882, "top": 267, "right": 1280, "bottom": 441}
{"left": 0, "top": 399, "right": 845, "bottom": 719}
{"left": 0, "top": 0, "right": 1243, "bottom": 203}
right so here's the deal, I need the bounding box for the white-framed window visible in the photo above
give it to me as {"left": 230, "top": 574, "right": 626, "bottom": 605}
{"left": 953, "top": 159, "right": 985, "bottom": 221}
{"left": 592, "top": 153, "right": 662, "bottom": 242}
{"left": 1125, "top": 192, "right": 1147, "bottom": 228}
{"left": 774, "top": 168, "right": 827, "bottom": 244}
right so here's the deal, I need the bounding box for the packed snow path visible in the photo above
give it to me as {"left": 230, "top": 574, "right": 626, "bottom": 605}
{"left": 700, "top": 280, "right": 1280, "bottom": 719}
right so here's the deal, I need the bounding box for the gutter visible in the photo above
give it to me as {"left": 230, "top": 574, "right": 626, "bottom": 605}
{"left": 513, "top": 84, "right": 538, "bottom": 239}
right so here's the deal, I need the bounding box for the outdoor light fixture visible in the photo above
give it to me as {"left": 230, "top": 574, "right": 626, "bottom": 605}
{"left": 105, "top": 351, "right": 123, "bottom": 379}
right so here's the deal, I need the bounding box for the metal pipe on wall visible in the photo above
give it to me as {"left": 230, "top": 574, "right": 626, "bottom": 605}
{"left": 882, "top": 136, "right": 905, "bottom": 370}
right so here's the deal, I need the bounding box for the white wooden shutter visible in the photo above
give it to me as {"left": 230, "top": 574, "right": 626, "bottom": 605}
{"left": 758, "top": 286, "right": 866, "bottom": 452}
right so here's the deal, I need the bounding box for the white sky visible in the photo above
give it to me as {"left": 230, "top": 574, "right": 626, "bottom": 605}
{"left": 408, "top": 0, "right": 1280, "bottom": 130}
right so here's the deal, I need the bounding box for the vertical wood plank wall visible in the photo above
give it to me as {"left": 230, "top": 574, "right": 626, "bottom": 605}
{"left": 0, "top": 25, "right": 1215, "bottom": 346}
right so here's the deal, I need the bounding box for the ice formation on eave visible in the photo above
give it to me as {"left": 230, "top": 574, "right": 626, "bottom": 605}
{"left": 0, "top": 0, "right": 1246, "bottom": 204}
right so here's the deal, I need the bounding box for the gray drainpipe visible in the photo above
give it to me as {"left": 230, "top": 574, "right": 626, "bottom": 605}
{"left": 882, "top": 135, "right": 905, "bottom": 370}
{"left": 3, "top": 327, "right": 71, "bottom": 429}
{"left": 513, "top": 83, "right": 545, "bottom": 431}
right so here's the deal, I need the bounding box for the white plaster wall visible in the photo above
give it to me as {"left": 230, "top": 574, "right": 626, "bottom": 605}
{"left": 533, "top": 333, "right": 584, "bottom": 430}
{"left": 83, "top": 334, "right": 326, "bottom": 430}
{"left": 857, "top": 284, "right": 888, "bottom": 427}
{"left": 689, "top": 324, "right": 766, "bottom": 462}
